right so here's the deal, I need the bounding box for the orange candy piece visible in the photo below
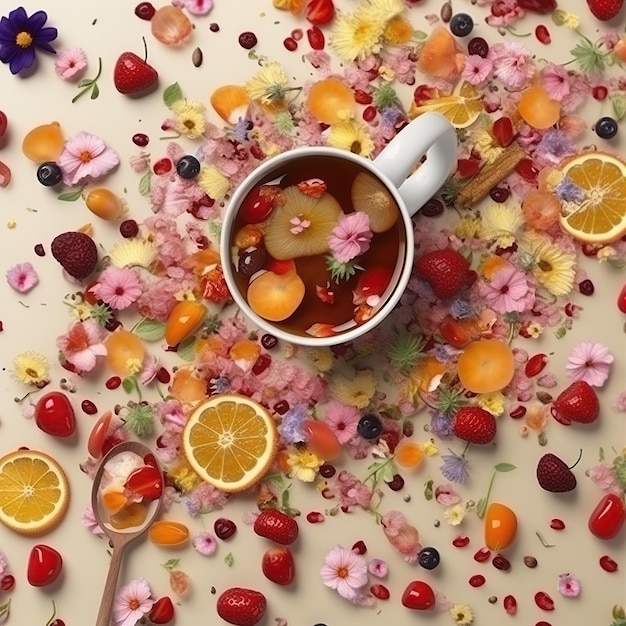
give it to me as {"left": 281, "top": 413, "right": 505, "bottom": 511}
{"left": 210, "top": 85, "right": 250, "bottom": 125}
{"left": 101, "top": 489, "right": 128, "bottom": 515}
{"left": 85, "top": 188, "right": 125, "bottom": 220}
{"left": 306, "top": 77, "right": 355, "bottom": 124}
{"left": 484, "top": 502, "right": 518, "bottom": 551}
{"left": 110, "top": 501, "right": 149, "bottom": 530}
{"left": 417, "top": 27, "right": 465, "bottom": 80}
{"left": 302, "top": 420, "right": 342, "bottom": 461}
{"left": 170, "top": 368, "right": 207, "bottom": 404}
{"left": 517, "top": 85, "right": 561, "bottom": 130}
{"left": 457, "top": 339, "right": 515, "bottom": 394}
{"left": 22, "top": 121, "right": 64, "bottom": 162}
{"left": 148, "top": 520, "right": 190, "bottom": 546}
{"left": 393, "top": 440, "right": 424, "bottom": 470}
{"left": 105, "top": 330, "right": 145, "bottom": 376}
{"left": 164, "top": 300, "right": 207, "bottom": 347}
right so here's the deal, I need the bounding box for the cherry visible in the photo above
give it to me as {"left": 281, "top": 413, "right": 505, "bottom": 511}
{"left": 34, "top": 391, "right": 76, "bottom": 437}
{"left": 134, "top": 2, "right": 156, "bottom": 20}
{"left": 238, "top": 31, "right": 258, "bottom": 49}
{"left": 214, "top": 517, "right": 237, "bottom": 540}
{"left": 240, "top": 186, "right": 276, "bottom": 223}
{"left": 125, "top": 465, "right": 163, "bottom": 500}
{"left": 27, "top": 545, "right": 63, "bottom": 587}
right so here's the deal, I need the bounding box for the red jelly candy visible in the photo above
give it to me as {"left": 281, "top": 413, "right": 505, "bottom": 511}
{"left": 401, "top": 580, "right": 435, "bottom": 610}
{"left": 588, "top": 493, "right": 626, "bottom": 540}
{"left": 125, "top": 465, "right": 163, "bottom": 500}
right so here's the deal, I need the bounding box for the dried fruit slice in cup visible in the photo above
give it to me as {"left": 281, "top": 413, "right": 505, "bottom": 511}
{"left": 351, "top": 172, "right": 399, "bottom": 233}
{"left": 247, "top": 269, "right": 306, "bottom": 322}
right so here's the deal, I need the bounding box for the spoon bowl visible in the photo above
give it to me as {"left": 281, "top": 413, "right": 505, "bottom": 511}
{"left": 91, "top": 441, "right": 164, "bottom": 626}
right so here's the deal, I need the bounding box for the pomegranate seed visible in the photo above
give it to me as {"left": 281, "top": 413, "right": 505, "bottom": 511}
{"left": 306, "top": 511, "right": 325, "bottom": 523}
{"left": 492, "top": 554, "right": 511, "bottom": 571}
{"left": 535, "top": 24, "right": 551, "bottom": 44}
{"left": 132, "top": 133, "right": 149, "bottom": 147}
{"left": 525, "top": 353, "right": 548, "bottom": 377}
{"left": 492, "top": 116, "right": 515, "bottom": 147}
{"left": 273, "top": 400, "right": 289, "bottom": 415}
{"left": 549, "top": 518, "right": 565, "bottom": 530}
{"left": 457, "top": 158, "right": 481, "bottom": 177}
{"left": 134, "top": 2, "right": 156, "bottom": 20}
{"left": 503, "top": 595, "right": 517, "bottom": 615}
{"left": 469, "top": 574, "right": 486, "bottom": 587}
{"left": 238, "top": 31, "right": 258, "bottom": 49}
{"left": 516, "top": 158, "right": 539, "bottom": 183}
{"left": 592, "top": 85, "right": 608, "bottom": 101}
{"left": 535, "top": 622, "right": 553, "bottom": 626}
{"left": 252, "top": 353, "right": 271, "bottom": 376}
{"left": 156, "top": 367, "right": 171, "bottom": 383}
{"left": 306, "top": 25, "right": 325, "bottom": 50}
{"left": 213, "top": 517, "right": 237, "bottom": 540}
{"left": 283, "top": 36, "right": 298, "bottom": 51}
{"left": 0, "top": 574, "right": 15, "bottom": 591}
{"left": 473, "top": 547, "right": 491, "bottom": 562}
{"left": 509, "top": 405, "right": 527, "bottom": 419}
{"left": 352, "top": 540, "right": 367, "bottom": 554}
{"left": 363, "top": 106, "right": 377, "bottom": 122}
{"left": 290, "top": 28, "right": 303, "bottom": 41}
{"left": 81, "top": 400, "right": 98, "bottom": 415}
{"left": 453, "top": 536, "right": 470, "bottom": 548}
{"left": 489, "top": 186, "right": 510, "bottom": 203}
{"left": 354, "top": 89, "right": 372, "bottom": 105}
{"left": 153, "top": 158, "right": 172, "bottom": 175}
{"left": 370, "top": 584, "right": 390, "bottom": 600}
{"left": 105, "top": 376, "right": 122, "bottom": 390}
{"left": 599, "top": 555, "right": 618, "bottom": 572}
{"left": 319, "top": 463, "right": 336, "bottom": 478}
{"left": 34, "top": 243, "right": 45, "bottom": 256}
{"left": 578, "top": 279, "right": 594, "bottom": 296}
{"left": 209, "top": 23, "right": 220, "bottom": 32}
{"left": 534, "top": 591, "right": 555, "bottom": 611}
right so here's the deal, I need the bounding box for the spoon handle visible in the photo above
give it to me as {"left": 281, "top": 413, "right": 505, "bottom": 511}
{"left": 95, "top": 542, "right": 128, "bottom": 626}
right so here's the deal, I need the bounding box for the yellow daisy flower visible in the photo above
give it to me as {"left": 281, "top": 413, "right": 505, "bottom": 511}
{"left": 245, "top": 62, "right": 290, "bottom": 105}
{"left": 521, "top": 233, "right": 576, "bottom": 297}
{"left": 421, "top": 439, "right": 439, "bottom": 456}
{"left": 477, "top": 391, "right": 505, "bottom": 416}
{"left": 526, "top": 322, "right": 543, "bottom": 338}
{"left": 450, "top": 603, "right": 474, "bottom": 625}
{"left": 171, "top": 99, "right": 205, "bottom": 115}
{"left": 171, "top": 99, "right": 207, "bottom": 139}
{"left": 168, "top": 460, "right": 201, "bottom": 493}
{"left": 286, "top": 448, "right": 323, "bottom": 482}
{"left": 480, "top": 202, "right": 524, "bottom": 248}
{"left": 198, "top": 165, "right": 231, "bottom": 201}
{"left": 330, "top": 8, "right": 383, "bottom": 62}
{"left": 12, "top": 351, "right": 50, "bottom": 386}
{"left": 443, "top": 503, "right": 467, "bottom": 526}
{"left": 109, "top": 238, "right": 157, "bottom": 269}
{"left": 473, "top": 129, "right": 503, "bottom": 164}
{"left": 332, "top": 371, "right": 377, "bottom": 409}
{"left": 363, "top": 0, "right": 406, "bottom": 22}
{"left": 454, "top": 215, "right": 482, "bottom": 239}
{"left": 307, "top": 347, "right": 335, "bottom": 373}
{"left": 327, "top": 120, "right": 375, "bottom": 157}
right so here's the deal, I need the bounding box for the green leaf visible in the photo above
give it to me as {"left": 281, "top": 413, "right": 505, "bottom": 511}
{"left": 122, "top": 376, "right": 138, "bottom": 394}
{"left": 224, "top": 552, "right": 234, "bottom": 567}
{"left": 208, "top": 219, "right": 222, "bottom": 240}
{"left": 424, "top": 479, "right": 433, "bottom": 501}
{"left": 413, "top": 30, "right": 428, "bottom": 40}
{"left": 133, "top": 318, "right": 166, "bottom": 341}
{"left": 138, "top": 170, "right": 152, "bottom": 195}
{"left": 570, "top": 37, "right": 606, "bottom": 75}
{"left": 57, "top": 187, "right": 85, "bottom": 202}
{"left": 0, "top": 598, "right": 10, "bottom": 619}
{"left": 161, "top": 558, "right": 180, "bottom": 571}
{"left": 90, "top": 83, "right": 100, "bottom": 100}
{"left": 163, "top": 82, "right": 183, "bottom": 108}
{"left": 280, "top": 486, "right": 291, "bottom": 510}
{"left": 494, "top": 462, "right": 516, "bottom": 473}
{"left": 77, "top": 78, "right": 93, "bottom": 88}
{"left": 554, "top": 325, "right": 567, "bottom": 339}
{"left": 177, "top": 336, "right": 197, "bottom": 361}
{"left": 610, "top": 94, "right": 626, "bottom": 121}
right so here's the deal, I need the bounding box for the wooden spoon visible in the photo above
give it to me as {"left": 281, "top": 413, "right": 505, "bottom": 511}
{"left": 91, "top": 441, "right": 164, "bottom": 626}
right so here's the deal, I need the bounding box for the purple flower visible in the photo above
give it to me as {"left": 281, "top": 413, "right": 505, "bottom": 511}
{"left": 430, "top": 412, "right": 454, "bottom": 438}
{"left": 0, "top": 7, "right": 57, "bottom": 75}
{"left": 440, "top": 452, "right": 470, "bottom": 484}
{"left": 555, "top": 178, "right": 585, "bottom": 203}
{"left": 450, "top": 299, "right": 474, "bottom": 319}
{"left": 535, "top": 129, "right": 576, "bottom": 165}
{"left": 278, "top": 403, "right": 309, "bottom": 443}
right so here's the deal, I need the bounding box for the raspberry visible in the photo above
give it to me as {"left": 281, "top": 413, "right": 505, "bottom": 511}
{"left": 51, "top": 231, "right": 98, "bottom": 280}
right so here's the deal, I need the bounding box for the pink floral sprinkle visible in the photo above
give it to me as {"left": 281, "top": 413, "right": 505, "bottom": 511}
{"left": 112, "top": 577, "right": 154, "bottom": 626}
{"left": 541, "top": 64, "right": 571, "bottom": 101}
{"left": 80, "top": 505, "right": 104, "bottom": 536}
{"left": 478, "top": 265, "right": 535, "bottom": 314}
{"left": 367, "top": 558, "right": 388, "bottom": 578}
{"left": 324, "top": 400, "right": 361, "bottom": 444}
{"left": 435, "top": 483, "right": 462, "bottom": 507}
{"left": 565, "top": 341, "right": 613, "bottom": 387}
{"left": 58, "top": 131, "right": 120, "bottom": 186}
{"left": 92, "top": 266, "right": 143, "bottom": 310}
{"left": 613, "top": 391, "right": 626, "bottom": 412}
{"left": 176, "top": 0, "right": 214, "bottom": 15}
{"left": 54, "top": 47, "right": 87, "bottom": 81}
{"left": 192, "top": 531, "right": 218, "bottom": 555}
{"left": 462, "top": 54, "right": 493, "bottom": 85}
{"left": 6, "top": 262, "right": 38, "bottom": 293}
{"left": 557, "top": 573, "right": 581, "bottom": 597}
{"left": 328, "top": 212, "right": 373, "bottom": 263}
{"left": 489, "top": 41, "right": 536, "bottom": 91}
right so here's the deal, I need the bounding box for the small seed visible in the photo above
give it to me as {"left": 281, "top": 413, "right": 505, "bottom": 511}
{"left": 488, "top": 595, "right": 498, "bottom": 604}
{"left": 536, "top": 391, "right": 553, "bottom": 404}
{"left": 524, "top": 556, "right": 538, "bottom": 568}
{"left": 192, "top": 47, "right": 203, "bottom": 67}
{"left": 440, "top": 2, "right": 452, "bottom": 22}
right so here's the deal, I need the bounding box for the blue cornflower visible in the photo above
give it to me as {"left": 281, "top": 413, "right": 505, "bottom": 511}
{"left": 536, "top": 129, "right": 575, "bottom": 164}
{"left": 380, "top": 106, "right": 402, "bottom": 128}
{"left": 232, "top": 118, "right": 252, "bottom": 143}
{"left": 555, "top": 178, "right": 585, "bottom": 203}
{"left": 209, "top": 377, "right": 230, "bottom": 394}
{"left": 430, "top": 411, "right": 454, "bottom": 439}
{"left": 450, "top": 299, "right": 474, "bottom": 320}
{"left": 278, "top": 403, "right": 309, "bottom": 444}
{"left": 440, "top": 452, "right": 470, "bottom": 484}
{"left": 0, "top": 7, "right": 57, "bottom": 75}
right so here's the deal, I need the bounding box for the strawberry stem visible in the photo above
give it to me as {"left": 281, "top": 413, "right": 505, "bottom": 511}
{"left": 568, "top": 448, "right": 583, "bottom": 470}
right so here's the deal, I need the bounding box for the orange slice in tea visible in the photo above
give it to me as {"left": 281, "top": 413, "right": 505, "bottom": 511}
{"left": 183, "top": 394, "right": 278, "bottom": 492}
{"left": 351, "top": 172, "right": 398, "bottom": 232}
{"left": 247, "top": 269, "right": 305, "bottom": 322}
{"left": 263, "top": 186, "right": 342, "bottom": 260}
{"left": 557, "top": 152, "right": 626, "bottom": 243}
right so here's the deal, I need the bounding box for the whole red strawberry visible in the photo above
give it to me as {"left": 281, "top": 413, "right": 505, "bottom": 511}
{"left": 586, "top": 0, "right": 624, "bottom": 20}
{"left": 551, "top": 380, "right": 599, "bottom": 425}
{"left": 253, "top": 509, "right": 299, "bottom": 545}
{"left": 216, "top": 587, "right": 266, "bottom": 626}
{"left": 261, "top": 546, "right": 295, "bottom": 585}
{"left": 113, "top": 51, "right": 158, "bottom": 96}
{"left": 452, "top": 407, "right": 496, "bottom": 444}
{"left": 536, "top": 453, "right": 577, "bottom": 492}
{"left": 414, "top": 248, "right": 469, "bottom": 300}
{"left": 51, "top": 231, "right": 98, "bottom": 280}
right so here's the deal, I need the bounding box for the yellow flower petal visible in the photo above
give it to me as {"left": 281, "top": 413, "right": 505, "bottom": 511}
{"left": 197, "top": 165, "right": 231, "bottom": 201}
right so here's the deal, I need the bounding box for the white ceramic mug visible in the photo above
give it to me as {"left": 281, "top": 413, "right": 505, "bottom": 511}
{"left": 221, "top": 111, "right": 457, "bottom": 347}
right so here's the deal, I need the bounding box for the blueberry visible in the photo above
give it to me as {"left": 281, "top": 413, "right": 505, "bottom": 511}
{"left": 357, "top": 413, "right": 383, "bottom": 439}
{"left": 36, "top": 162, "right": 63, "bottom": 187}
{"left": 450, "top": 13, "right": 474, "bottom": 37}
{"left": 594, "top": 116, "right": 618, "bottom": 139}
{"left": 418, "top": 546, "right": 440, "bottom": 570}
{"left": 176, "top": 155, "right": 201, "bottom": 179}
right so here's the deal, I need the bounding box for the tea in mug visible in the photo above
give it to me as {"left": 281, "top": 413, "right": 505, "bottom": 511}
{"left": 229, "top": 154, "right": 406, "bottom": 338}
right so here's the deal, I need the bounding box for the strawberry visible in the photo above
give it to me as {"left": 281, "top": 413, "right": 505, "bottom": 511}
{"left": 414, "top": 248, "right": 469, "bottom": 300}
{"left": 216, "top": 587, "right": 266, "bottom": 626}
{"left": 586, "top": 0, "right": 624, "bottom": 20}
{"left": 306, "top": 0, "right": 335, "bottom": 25}
{"left": 253, "top": 509, "right": 299, "bottom": 545}
{"left": 536, "top": 453, "right": 577, "bottom": 492}
{"left": 51, "top": 231, "right": 98, "bottom": 280}
{"left": 452, "top": 407, "right": 497, "bottom": 444}
{"left": 113, "top": 52, "right": 158, "bottom": 96}
{"left": 261, "top": 546, "right": 295, "bottom": 585}
{"left": 551, "top": 380, "right": 599, "bottom": 425}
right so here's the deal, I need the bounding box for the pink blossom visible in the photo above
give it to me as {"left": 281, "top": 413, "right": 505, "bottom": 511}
{"left": 477, "top": 265, "right": 535, "bottom": 314}
{"left": 557, "top": 573, "right": 581, "bottom": 598}
{"left": 381, "top": 510, "right": 422, "bottom": 563}
{"left": 565, "top": 341, "right": 613, "bottom": 387}
{"left": 129, "top": 153, "right": 150, "bottom": 173}
{"left": 613, "top": 391, "right": 626, "bottom": 412}
{"left": 327, "top": 470, "right": 372, "bottom": 511}
{"left": 490, "top": 41, "right": 536, "bottom": 91}
{"left": 541, "top": 64, "right": 570, "bottom": 101}
{"left": 192, "top": 531, "right": 217, "bottom": 555}
{"left": 462, "top": 54, "right": 493, "bottom": 85}
{"left": 434, "top": 483, "right": 462, "bottom": 506}
{"left": 485, "top": 0, "right": 523, "bottom": 26}
{"left": 6, "top": 262, "right": 38, "bottom": 293}
{"left": 324, "top": 401, "right": 361, "bottom": 444}
{"left": 58, "top": 131, "right": 119, "bottom": 186}
{"left": 113, "top": 578, "right": 154, "bottom": 626}
{"left": 138, "top": 355, "right": 160, "bottom": 385}
{"left": 56, "top": 319, "right": 107, "bottom": 373}
{"left": 177, "top": 0, "right": 213, "bottom": 15}
{"left": 328, "top": 212, "right": 373, "bottom": 263}
{"left": 320, "top": 545, "right": 369, "bottom": 602}
{"left": 181, "top": 482, "right": 229, "bottom": 517}
{"left": 93, "top": 266, "right": 143, "bottom": 310}
{"left": 80, "top": 505, "right": 104, "bottom": 536}
{"left": 54, "top": 47, "right": 87, "bottom": 81}
{"left": 588, "top": 463, "right": 621, "bottom": 495}
{"left": 367, "top": 558, "right": 388, "bottom": 578}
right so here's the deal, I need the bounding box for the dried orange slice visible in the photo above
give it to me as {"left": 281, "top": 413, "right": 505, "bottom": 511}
{"left": 210, "top": 85, "right": 250, "bottom": 125}
{"left": 558, "top": 152, "right": 626, "bottom": 243}
{"left": 0, "top": 449, "right": 70, "bottom": 535}
{"left": 183, "top": 394, "right": 277, "bottom": 492}
{"left": 409, "top": 82, "right": 483, "bottom": 129}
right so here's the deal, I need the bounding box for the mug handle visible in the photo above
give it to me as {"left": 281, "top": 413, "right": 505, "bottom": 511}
{"left": 373, "top": 111, "right": 457, "bottom": 216}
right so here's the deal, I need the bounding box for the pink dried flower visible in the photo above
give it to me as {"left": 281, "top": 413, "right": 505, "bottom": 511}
{"left": 129, "top": 153, "right": 150, "bottom": 173}
{"left": 541, "top": 64, "right": 570, "bottom": 101}
{"left": 177, "top": 0, "right": 213, "bottom": 16}
{"left": 557, "top": 573, "right": 581, "bottom": 598}
{"left": 54, "top": 47, "right": 87, "bottom": 80}
{"left": 381, "top": 510, "right": 422, "bottom": 563}
{"left": 320, "top": 545, "right": 369, "bottom": 602}
{"left": 367, "top": 558, "right": 388, "bottom": 578}
{"left": 613, "top": 391, "right": 626, "bottom": 412}
{"left": 565, "top": 341, "right": 613, "bottom": 387}
{"left": 138, "top": 355, "right": 160, "bottom": 385}
{"left": 6, "top": 262, "right": 38, "bottom": 293}
{"left": 58, "top": 131, "right": 119, "bottom": 186}
{"left": 328, "top": 212, "right": 373, "bottom": 263}
{"left": 56, "top": 319, "right": 107, "bottom": 373}
{"left": 93, "top": 266, "right": 143, "bottom": 310}
{"left": 0, "top": 550, "right": 9, "bottom": 578}
{"left": 587, "top": 463, "right": 621, "bottom": 495}
{"left": 113, "top": 577, "right": 154, "bottom": 626}
{"left": 192, "top": 531, "right": 217, "bottom": 555}
{"left": 80, "top": 505, "right": 104, "bottom": 536}
{"left": 462, "top": 54, "right": 493, "bottom": 85}
{"left": 477, "top": 265, "right": 535, "bottom": 314}
{"left": 324, "top": 401, "right": 361, "bottom": 444}
{"left": 434, "top": 484, "right": 461, "bottom": 506}
{"left": 490, "top": 41, "right": 535, "bottom": 91}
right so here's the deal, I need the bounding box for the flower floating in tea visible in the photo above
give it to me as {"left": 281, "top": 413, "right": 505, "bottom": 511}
{"left": 351, "top": 172, "right": 398, "bottom": 232}
{"left": 263, "top": 186, "right": 342, "bottom": 260}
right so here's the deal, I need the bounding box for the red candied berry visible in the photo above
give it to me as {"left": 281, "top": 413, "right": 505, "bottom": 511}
{"left": 489, "top": 186, "right": 510, "bottom": 203}
{"left": 351, "top": 540, "right": 367, "bottom": 555}
{"left": 467, "top": 36, "right": 489, "bottom": 57}
{"left": 306, "top": 511, "right": 325, "bottom": 523}
{"left": 599, "top": 555, "right": 618, "bottom": 572}
{"left": 370, "top": 584, "right": 390, "bottom": 600}
{"left": 156, "top": 367, "right": 170, "bottom": 383}
{"left": 492, "top": 554, "right": 511, "bottom": 571}
{"left": 306, "top": 25, "right": 325, "bottom": 50}
{"left": 549, "top": 518, "right": 565, "bottom": 530}
{"left": 273, "top": 400, "right": 289, "bottom": 415}
{"left": 535, "top": 24, "right": 551, "bottom": 44}
{"left": 452, "top": 536, "right": 470, "bottom": 548}
{"left": 105, "top": 376, "right": 122, "bottom": 390}
{"left": 240, "top": 186, "right": 275, "bottom": 223}
{"left": 132, "top": 133, "right": 149, "bottom": 147}
{"left": 252, "top": 353, "right": 271, "bottom": 376}
{"left": 492, "top": 116, "right": 515, "bottom": 147}
{"left": 534, "top": 591, "right": 555, "bottom": 611}
{"left": 34, "top": 243, "right": 45, "bottom": 256}
{"left": 81, "top": 400, "right": 98, "bottom": 415}
{"left": 119, "top": 219, "right": 139, "bottom": 238}
{"left": 291, "top": 28, "right": 303, "bottom": 41}
{"left": 473, "top": 547, "right": 491, "bottom": 562}
{"left": 516, "top": 158, "right": 539, "bottom": 182}
{"left": 238, "top": 31, "right": 258, "bottom": 49}
{"left": 509, "top": 405, "right": 527, "bottom": 419}
{"left": 386, "top": 474, "right": 404, "bottom": 491}
{"left": 469, "top": 574, "right": 485, "bottom": 587}
{"left": 457, "top": 158, "right": 481, "bottom": 177}
{"left": 503, "top": 595, "right": 517, "bottom": 615}
{"left": 525, "top": 353, "right": 548, "bottom": 377}
{"left": 592, "top": 85, "right": 608, "bottom": 101}
{"left": 283, "top": 36, "right": 298, "bottom": 51}
{"left": 354, "top": 89, "right": 372, "bottom": 105}
{"left": 0, "top": 574, "right": 15, "bottom": 591}
{"left": 214, "top": 517, "right": 237, "bottom": 540}
{"left": 134, "top": 2, "right": 156, "bottom": 20}
{"left": 153, "top": 158, "right": 172, "bottom": 175}
{"left": 578, "top": 279, "right": 594, "bottom": 295}
{"left": 363, "top": 106, "right": 377, "bottom": 122}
